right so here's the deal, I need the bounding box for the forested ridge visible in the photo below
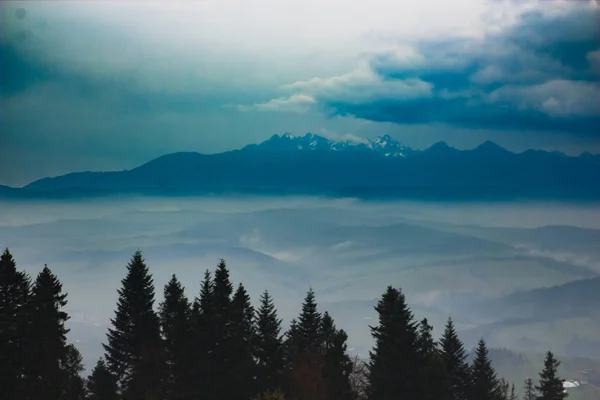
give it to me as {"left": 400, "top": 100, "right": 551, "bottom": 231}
{"left": 0, "top": 248, "right": 569, "bottom": 400}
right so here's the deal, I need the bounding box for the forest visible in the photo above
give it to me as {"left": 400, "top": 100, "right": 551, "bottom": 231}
{"left": 0, "top": 248, "right": 568, "bottom": 400}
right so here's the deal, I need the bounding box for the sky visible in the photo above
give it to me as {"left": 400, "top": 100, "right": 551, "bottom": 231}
{"left": 1, "top": 0, "right": 599, "bottom": 186}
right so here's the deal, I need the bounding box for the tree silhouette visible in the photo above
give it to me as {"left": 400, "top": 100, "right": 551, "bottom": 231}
{"left": 255, "top": 290, "right": 285, "bottom": 394}
{"left": 86, "top": 358, "right": 119, "bottom": 400}
{"left": 0, "top": 249, "right": 31, "bottom": 399}
{"left": 367, "top": 286, "right": 422, "bottom": 400}
{"left": 103, "top": 251, "right": 165, "bottom": 400}
{"left": 536, "top": 351, "right": 567, "bottom": 400}
{"left": 440, "top": 317, "right": 471, "bottom": 400}
{"left": 159, "top": 274, "right": 194, "bottom": 400}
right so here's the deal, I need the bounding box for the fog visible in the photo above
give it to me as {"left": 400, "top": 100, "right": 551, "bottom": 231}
{"left": 1, "top": 196, "right": 599, "bottom": 369}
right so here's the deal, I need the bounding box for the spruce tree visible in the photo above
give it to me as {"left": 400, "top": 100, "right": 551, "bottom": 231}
{"left": 321, "top": 312, "right": 353, "bottom": 400}
{"left": 295, "top": 288, "right": 322, "bottom": 352}
{"left": 440, "top": 317, "right": 471, "bottom": 400}
{"left": 255, "top": 290, "right": 285, "bottom": 394}
{"left": 60, "top": 344, "right": 86, "bottom": 400}
{"left": 0, "top": 249, "right": 31, "bottom": 399}
{"left": 209, "top": 259, "right": 234, "bottom": 399}
{"left": 86, "top": 358, "right": 119, "bottom": 400}
{"left": 470, "top": 339, "right": 501, "bottom": 400}
{"left": 103, "top": 251, "right": 165, "bottom": 400}
{"left": 159, "top": 274, "right": 194, "bottom": 400}
{"left": 367, "top": 286, "right": 422, "bottom": 400}
{"left": 285, "top": 290, "right": 326, "bottom": 400}
{"left": 535, "top": 351, "right": 567, "bottom": 400}
{"left": 229, "top": 283, "right": 257, "bottom": 400}
{"left": 523, "top": 377, "right": 536, "bottom": 400}
{"left": 18, "top": 265, "right": 70, "bottom": 400}
{"left": 190, "top": 269, "right": 215, "bottom": 399}
{"left": 416, "top": 318, "right": 451, "bottom": 400}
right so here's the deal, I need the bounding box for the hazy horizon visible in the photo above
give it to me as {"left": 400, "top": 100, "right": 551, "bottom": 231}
{"left": 2, "top": 195, "right": 599, "bottom": 371}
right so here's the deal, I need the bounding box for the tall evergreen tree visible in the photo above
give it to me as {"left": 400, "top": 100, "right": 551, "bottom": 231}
{"left": 523, "top": 377, "right": 536, "bottom": 400}
{"left": 229, "top": 283, "right": 258, "bottom": 400}
{"left": 255, "top": 291, "right": 285, "bottom": 394}
{"left": 470, "top": 339, "right": 501, "bottom": 400}
{"left": 367, "top": 286, "right": 422, "bottom": 400}
{"left": 190, "top": 269, "right": 215, "bottom": 399}
{"left": 86, "top": 358, "right": 119, "bottom": 400}
{"left": 535, "top": 352, "right": 567, "bottom": 400}
{"left": 159, "top": 274, "right": 194, "bottom": 400}
{"left": 321, "top": 312, "right": 353, "bottom": 400}
{"left": 18, "top": 265, "right": 70, "bottom": 400}
{"left": 285, "top": 290, "right": 326, "bottom": 400}
{"left": 209, "top": 260, "right": 234, "bottom": 399}
{"left": 103, "top": 251, "right": 165, "bottom": 400}
{"left": 440, "top": 317, "right": 472, "bottom": 400}
{"left": 295, "top": 288, "right": 322, "bottom": 352}
{"left": 0, "top": 249, "right": 31, "bottom": 399}
{"left": 416, "top": 318, "right": 451, "bottom": 400}
{"left": 60, "top": 344, "right": 86, "bottom": 400}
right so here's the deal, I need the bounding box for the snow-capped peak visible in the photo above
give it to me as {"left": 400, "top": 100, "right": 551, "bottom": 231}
{"left": 245, "top": 133, "right": 414, "bottom": 157}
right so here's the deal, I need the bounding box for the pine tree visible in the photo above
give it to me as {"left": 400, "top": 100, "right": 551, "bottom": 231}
{"left": 470, "top": 339, "right": 502, "bottom": 400}
{"left": 295, "top": 288, "right": 322, "bottom": 352}
{"left": 18, "top": 265, "right": 70, "bottom": 400}
{"left": 440, "top": 317, "right": 471, "bottom": 400}
{"left": 159, "top": 274, "right": 194, "bottom": 400}
{"left": 535, "top": 351, "right": 567, "bottom": 400}
{"left": 86, "top": 358, "right": 119, "bottom": 400}
{"left": 285, "top": 289, "right": 326, "bottom": 400}
{"left": 255, "top": 291, "right": 285, "bottom": 394}
{"left": 416, "top": 318, "right": 451, "bottom": 400}
{"left": 509, "top": 383, "right": 519, "bottom": 400}
{"left": 0, "top": 249, "right": 31, "bottom": 399}
{"left": 190, "top": 269, "right": 215, "bottom": 399}
{"left": 229, "top": 283, "right": 257, "bottom": 400}
{"left": 523, "top": 377, "right": 536, "bottom": 400}
{"left": 103, "top": 251, "right": 165, "bottom": 400}
{"left": 60, "top": 344, "right": 86, "bottom": 400}
{"left": 367, "top": 286, "right": 422, "bottom": 400}
{"left": 321, "top": 312, "right": 353, "bottom": 400}
{"left": 209, "top": 259, "right": 234, "bottom": 399}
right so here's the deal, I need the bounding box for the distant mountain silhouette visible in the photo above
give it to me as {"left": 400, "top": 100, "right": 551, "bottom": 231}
{"left": 7, "top": 133, "right": 600, "bottom": 200}
{"left": 478, "top": 276, "right": 600, "bottom": 321}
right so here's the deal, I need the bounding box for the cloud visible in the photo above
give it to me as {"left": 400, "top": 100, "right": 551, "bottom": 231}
{"left": 235, "top": 94, "right": 316, "bottom": 114}
{"left": 249, "top": 4, "right": 600, "bottom": 135}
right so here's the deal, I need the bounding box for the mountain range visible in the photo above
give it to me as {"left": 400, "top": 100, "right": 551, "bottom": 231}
{"left": 4, "top": 133, "right": 600, "bottom": 200}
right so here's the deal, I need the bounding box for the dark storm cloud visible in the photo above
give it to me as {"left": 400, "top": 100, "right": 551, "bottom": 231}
{"left": 317, "top": 7, "right": 600, "bottom": 135}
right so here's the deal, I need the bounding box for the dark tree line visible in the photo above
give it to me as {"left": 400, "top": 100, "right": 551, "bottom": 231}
{"left": 1, "top": 248, "right": 569, "bottom": 400}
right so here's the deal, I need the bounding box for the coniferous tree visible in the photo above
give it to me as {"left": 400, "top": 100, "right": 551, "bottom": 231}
{"left": 440, "top": 317, "right": 472, "bottom": 400}
{"left": 295, "top": 288, "right": 322, "bottom": 352}
{"left": 286, "top": 289, "right": 326, "bottom": 400}
{"left": 255, "top": 290, "right": 285, "bottom": 394}
{"left": 18, "top": 265, "right": 70, "bottom": 400}
{"left": 159, "top": 274, "right": 194, "bottom": 400}
{"left": 86, "top": 358, "right": 119, "bottom": 400}
{"left": 190, "top": 269, "right": 215, "bottom": 399}
{"left": 103, "top": 251, "right": 165, "bottom": 400}
{"left": 535, "top": 351, "right": 567, "bottom": 400}
{"left": 470, "top": 339, "right": 502, "bottom": 400}
{"left": 321, "top": 312, "right": 353, "bottom": 400}
{"left": 509, "top": 383, "right": 519, "bottom": 400}
{"left": 229, "top": 283, "right": 257, "bottom": 400}
{"left": 209, "top": 260, "right": 235, "bottom": 399}
{"left": 285, "top": 318, "right": 300, "bottom": 357}
{"left": 367, "top": 286, "right": 422, "bottom": 400}
{"left": 523, "top": 377, "right": 536, "bottom": 400}
{"left": 416, "top": 318, "right": 451, "bottom": 400}
{"left": 60, "top": 344, "right": 86, "bottom": 400}
{"left": 0, "top": 249, "right": 31, "bottom": 399}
